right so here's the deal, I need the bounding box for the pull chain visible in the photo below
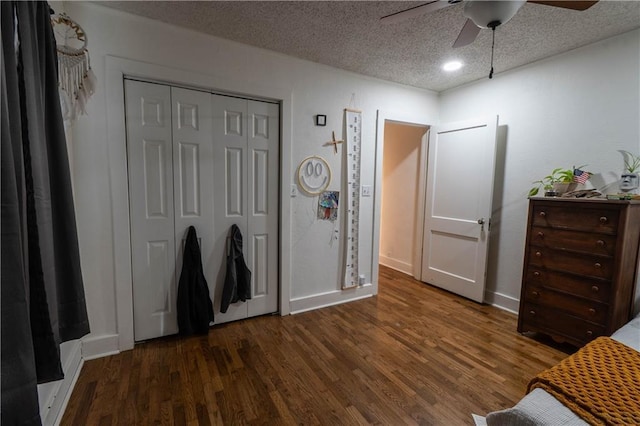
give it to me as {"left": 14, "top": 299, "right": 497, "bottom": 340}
{"left": 489, "top": 25, "right": 496, "bottom": 79}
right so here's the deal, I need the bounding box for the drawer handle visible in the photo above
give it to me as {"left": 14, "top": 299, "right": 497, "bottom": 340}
{"left": 535, "top": 251, "right": 542, "bottom": 257}
{"left": 531, "top": 291, "right": 539, "bottom": 298}
{"left": 591, "top": 285, "right": 599, "bottom": 292}
{"left": 537, "top": 231, "right": 544, "bottom": 238}
{"left": 533, "top": 271, "right": 541, "bottom": 277}
{"left": 529, "top": 310, "right": 536, "bottom": 316}
{"left": 588, "top": 308, "right": 596, "bottom": 315}
{"left": 594, "top": 262, "right": 602, "bottom": 269}
{"left": 596, "top": 240, "right": 605, "bottom": 247}
{"left": 539, "top": 211, "right": 546, "bottom": 218}
{"left": 586, "top": 330, "right": 593, "bottom": 337}
{"left": 599, "top": 216, "right": 608, "bottom": 224}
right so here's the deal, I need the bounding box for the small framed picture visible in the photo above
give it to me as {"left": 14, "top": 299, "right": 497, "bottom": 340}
{"left": 315, "top": 114, "right": 327, "bottom": 126}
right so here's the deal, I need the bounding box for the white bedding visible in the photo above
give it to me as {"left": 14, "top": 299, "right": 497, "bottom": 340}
{"left": 474, "top": 313, "right": 640, "bottom": 426}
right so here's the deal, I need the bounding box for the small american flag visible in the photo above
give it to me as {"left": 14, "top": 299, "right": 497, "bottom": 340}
{"left": 574, "top": 168, "right": 590, "bottom": 184}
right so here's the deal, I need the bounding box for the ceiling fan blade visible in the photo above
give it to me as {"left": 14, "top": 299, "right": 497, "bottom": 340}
{"left": 452, "top": 18, "right": 481, "bottom": 48}
{"left": 380, "top": 0, "right": 458, "bottom": 24}
{"left": 527, "top": 1, "right": 598, "bottom": 11}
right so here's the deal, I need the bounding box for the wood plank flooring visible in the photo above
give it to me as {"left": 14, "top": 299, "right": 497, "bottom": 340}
{"left": 61, "top": 266, "right": 572, "bottom": 425}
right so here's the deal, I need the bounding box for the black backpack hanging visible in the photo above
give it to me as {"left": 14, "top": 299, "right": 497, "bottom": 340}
{"left": 220, "top": 224, "right": 252, "bottom": 313}
{"left": 177, "top": 226, "right": 214, "bottom": 335}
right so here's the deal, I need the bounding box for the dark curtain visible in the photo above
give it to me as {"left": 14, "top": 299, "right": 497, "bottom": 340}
{"left": 1, "top": 2, "right": 90, "bottom": 424}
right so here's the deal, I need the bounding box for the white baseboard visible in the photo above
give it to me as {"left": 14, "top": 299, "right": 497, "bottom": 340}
{"left": 81, "top": 333, "right": 120, "bottom": 360}
{"left": 290, "top": 284, "right": 373, "bottom": 314}
{"left": 37, "top": 339, "right": 83, "bottom": 426}
{"left": 51, "top": 356, "right": 84, "bottom": 426}
{"left": 484, "top": 290, "right": 519, "bottom": 314}
{"left": 379, "top": 255, "right": 413, "bottom": 276}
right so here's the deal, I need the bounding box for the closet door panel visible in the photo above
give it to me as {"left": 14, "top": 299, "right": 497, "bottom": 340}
{"left": 247, "top": 100, "right": 279, "bottom": 317}
{"left": 125, "top": 80, "right": 178, "bottom": 341}
{"left": 212, "top": 95, "right": 249, "bottom": 323}
{"left": 225, "top": 147, "right": 243, "bottom": 216}
{"left": 171, "top": 87, "right": 215, "bottom": 299}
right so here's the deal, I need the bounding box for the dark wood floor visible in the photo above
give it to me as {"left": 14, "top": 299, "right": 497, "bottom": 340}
{"left": 62, "top": 266, "right": 570, "bottom": 425}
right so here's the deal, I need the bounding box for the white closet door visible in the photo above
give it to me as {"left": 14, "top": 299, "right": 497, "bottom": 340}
{"left": 127, "top": 82, "right": 280, "bottom": 338}
{"left": 247, "top": 100, "right": 279, "bottom": 317}
{"left": 212, "top": 95, "right": 250, "bottom": 323}
{"left": 171, "top": 87, "right": 215, "bottom": 292}
{"left": 211, "top": 96, "right": 280, "bottom": 322}
{"left": 125, "top": 80, "right": 178, "bottom": 341}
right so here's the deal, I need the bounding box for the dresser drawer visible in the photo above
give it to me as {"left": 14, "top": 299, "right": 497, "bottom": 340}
{"left": 528, "top": 249, "right": 613, "bottom": 279}
{"left": 523, "top": 285, "right": 607, "bottom": 324}
{"left": 520, "top": 302, "right": 606, "bottom": 343}
{"left": 525, "top": 268, "right": 611, "bottom": 303}
{"left": 532, "top": 205, "right": 619, "bottom": 234}
{"left": 529, "top": 226, "right": 616, "bottom": 256}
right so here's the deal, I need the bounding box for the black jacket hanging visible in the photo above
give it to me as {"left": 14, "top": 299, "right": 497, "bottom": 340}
{"left": 220, "top": 224, "right": 252, "bottom": 313}
{"left": 177, "top": 226, "right": 214, "bottom": 335}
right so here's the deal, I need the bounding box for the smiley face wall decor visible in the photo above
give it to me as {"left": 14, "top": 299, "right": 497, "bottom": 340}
{"left": 297, "top": 156, "right": 331, "bottom": 195}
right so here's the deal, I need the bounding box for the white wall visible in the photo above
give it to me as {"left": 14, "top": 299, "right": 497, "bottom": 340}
{"left": 380, "top": 122, "right": 426, "bottom": 275}
{"left": 439, "top": 29, "right": 640, "bottom": 313}
{"left": 61, "top": 2, "right": 640, "bottom": 358}
{"left": 64, "top": 2, "right": 439, "bottom": 354}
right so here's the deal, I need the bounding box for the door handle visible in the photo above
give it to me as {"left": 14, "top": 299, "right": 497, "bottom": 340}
{"left": 477, "top": 218, "right": 485, "bottom": 225}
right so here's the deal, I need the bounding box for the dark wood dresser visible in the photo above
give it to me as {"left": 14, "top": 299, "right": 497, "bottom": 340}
{"left": 517, "top": 197, "right": 640, "bottom": 347}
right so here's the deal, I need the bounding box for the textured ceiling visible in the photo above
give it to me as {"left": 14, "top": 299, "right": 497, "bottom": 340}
{"left": 96, "top": 1, "right": 640, "bottom": 92}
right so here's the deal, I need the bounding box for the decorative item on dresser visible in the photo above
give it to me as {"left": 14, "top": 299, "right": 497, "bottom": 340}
{"left": 518, "top": 197, "right": 640, "bottom": 347}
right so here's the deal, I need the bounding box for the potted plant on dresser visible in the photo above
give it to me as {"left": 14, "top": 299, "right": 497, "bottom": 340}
{"left": 529, "top": 167, "right": 587, "bottom": 197}
{"left": 618, "top": 150, "right": 640, "bottom": 193}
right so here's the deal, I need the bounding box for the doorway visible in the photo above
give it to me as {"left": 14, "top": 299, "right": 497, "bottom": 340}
{"left": 379, "top": 121, "right": 429, "bottom": 279}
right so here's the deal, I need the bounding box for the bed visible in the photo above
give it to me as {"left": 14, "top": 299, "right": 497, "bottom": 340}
{"left": 473, "top": 312, "right": 640, "bottom": 426}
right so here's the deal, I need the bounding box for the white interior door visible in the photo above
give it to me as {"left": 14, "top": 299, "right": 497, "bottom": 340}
{"left": 127, "top": 82, "right": 279, "bottom": 340}
{"left": 171, "top": 87, "right": 215, "bottom": 294}
{"left": 421, "top": 117, "right": 498, "bottom": 302}
{"left": 211, "top": 95, "right": 249, "bottom": 323}
{"left": 125, "top": 80, "right": 178, "bottom": 341}
{"left": 246, "top": 100, "right": 279, "bottom": 317}
{"left": 211, "top": 95, "right": 280, "bottom": 323}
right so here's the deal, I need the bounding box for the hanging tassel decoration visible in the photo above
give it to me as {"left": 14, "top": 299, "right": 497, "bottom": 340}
{"left": 51, "top": 13, "right": 96, "bottom": 122}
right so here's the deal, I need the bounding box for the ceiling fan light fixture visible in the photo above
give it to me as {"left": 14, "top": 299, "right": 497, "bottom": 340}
{"left": 463, "top": 0, "right": 526, "bottom": 29}
{"left": 443, "top": 61, "right": 463, "bottom": 71}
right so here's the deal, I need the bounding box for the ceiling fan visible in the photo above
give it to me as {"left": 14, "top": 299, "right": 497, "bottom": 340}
{"left": 381, "top": 0, "right": 598, "bottom": 79}
{"left": 381, "top": 1, "right": 598, "bottom": 49}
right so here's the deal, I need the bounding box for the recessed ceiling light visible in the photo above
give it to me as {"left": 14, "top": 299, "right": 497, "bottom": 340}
{"left": 443, "top": 61, "right": 463, "bottom": 72}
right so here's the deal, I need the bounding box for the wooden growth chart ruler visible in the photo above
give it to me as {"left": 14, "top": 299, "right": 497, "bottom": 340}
{"left": 343, "top": 108, "right": 362, "bottom": 289}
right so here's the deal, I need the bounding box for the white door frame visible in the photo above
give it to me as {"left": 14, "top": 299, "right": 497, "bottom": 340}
{"left": 106, "top": 56, "right": 292, "bottom": 351}
{"left": 373, "top": 110, "right": 431, "bottom": 291}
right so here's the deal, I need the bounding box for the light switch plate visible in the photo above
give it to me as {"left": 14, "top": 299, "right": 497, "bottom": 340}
{"left": 362, "top": 185, "right": 372, "bottom": 197}
{"left": 290, "top": 184, "right": 298, "bottom": 197}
